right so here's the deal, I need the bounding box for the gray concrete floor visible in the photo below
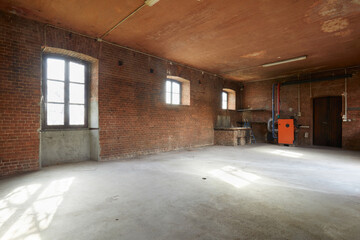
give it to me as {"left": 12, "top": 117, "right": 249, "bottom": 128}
{"left": 1, "top": 144, "right": 360, "bottom": 240}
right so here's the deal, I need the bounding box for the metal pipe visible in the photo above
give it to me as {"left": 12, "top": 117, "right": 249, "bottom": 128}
{"left": 228, "top": 66, "right": 359, "bottom": 84}
{"left": 298, "top": 84, "right": 301, "bottom": 116}
{"left": 277, "top": 83, "right": 280, "bottom": 118}
{"left": 272, "top": 83, "right": 277, "bottom": 139}
{"left": 344, "top": 69, "right": 348, "bottom": 122}
{"left": 281, "top": 74, "right": 352, "bottom": 86}
{"left": 267, "top": 118, "right": 272, "bottom": 132}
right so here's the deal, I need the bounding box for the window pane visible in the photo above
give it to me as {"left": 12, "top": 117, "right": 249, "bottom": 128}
{"left": 47, "top": 103, "right": 64, "bottom": 125}
{"left": 70, "top": 83, "right": 85, "bottom": 104}
{"left": 70, "top": 62, "right": 85, "bottom": 83}
{"left": 222, "top": 92, "right": 228, "bottom": 109}
{"left": 166, "top": 81, "right": 171, "bottom": 92}
{"left": 166, "top": 92, "right": 171, "bottom": 104}
{"left": 47, "top": 58, "right": 65, "bottom": 80}
{"left": 172, "top": 82, "right": 180, "bottom": 94}
{"left": 172, "top": 93, "right": 180, "bottom": 104}
{"left": 69, "top": 104, "right": 85, "bottom": 125}
{"left": 47, "top": 80, "right": 64, "bottom": 103}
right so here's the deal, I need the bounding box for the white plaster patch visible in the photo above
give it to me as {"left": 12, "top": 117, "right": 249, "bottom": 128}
{"left": 334, "top": 29, "right": 352, "bottom": 37}
{"left": 321, "top": 17, "right": 349, "bottom": 33}
{"left": 241, "top": 50, "right": 266, "bottom": 58}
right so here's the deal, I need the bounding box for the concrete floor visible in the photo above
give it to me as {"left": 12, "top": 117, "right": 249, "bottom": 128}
{"left": 1, "top": 144, "right": 360, "bottom": 240}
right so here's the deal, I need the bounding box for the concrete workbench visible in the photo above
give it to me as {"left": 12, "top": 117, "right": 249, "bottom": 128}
{"left": 214, "top": 127, "right": 251, "bottom": 146}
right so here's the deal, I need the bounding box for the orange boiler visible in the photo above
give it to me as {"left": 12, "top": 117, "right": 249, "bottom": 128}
{"left": 278, "top": 119, "right": 294, "bottom": 144}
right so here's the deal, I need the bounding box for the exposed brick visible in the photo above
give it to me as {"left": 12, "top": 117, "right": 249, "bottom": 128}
{"left": 0, "top": 12, "right": 243, "bottom": 176}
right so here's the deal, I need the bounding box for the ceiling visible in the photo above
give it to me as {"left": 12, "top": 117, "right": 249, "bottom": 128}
{"left": 1, "top": 0, "right": 360, "bottom": 81}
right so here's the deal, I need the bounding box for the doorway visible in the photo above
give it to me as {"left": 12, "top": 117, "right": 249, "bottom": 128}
{"left": 313, "top": 96, "right": 342, "bottom": 147}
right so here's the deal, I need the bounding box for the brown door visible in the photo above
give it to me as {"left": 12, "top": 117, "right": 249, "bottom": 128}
{"left": 313, "top": 96, "right": 342, "bottom": 147}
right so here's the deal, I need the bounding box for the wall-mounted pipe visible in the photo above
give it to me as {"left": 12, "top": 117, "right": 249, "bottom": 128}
{"left": 277, "top": 83, "right": 280, "bottom": 118}
{"left": 343, "top": 70, "right": 348, "bottom": 122}
{"left": 272, "top": 83, "right": 277, "bottom": 139}
{"left": 298, "top": 84, "right": 301, "bottom": 116}
{"left": 281, "top": 74, "right": 352, "bottom": 86}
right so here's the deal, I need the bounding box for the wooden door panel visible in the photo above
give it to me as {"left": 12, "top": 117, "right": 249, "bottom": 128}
{"left": 313, "top": 97, "right": 342, "bottom": 147}
{"left": 328, "top": 97, "right": 342, "bottom": 147}
{"left": 313, "top": 98, "right": 328, "bottom": 146}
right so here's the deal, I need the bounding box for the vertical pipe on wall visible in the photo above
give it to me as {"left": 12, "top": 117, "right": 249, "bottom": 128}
{"left": 343, "top": 69, "right": 348, "bottom": 122}
{"left": 297, "top": 74, "right": 301, "bottom": 117}
{"left": 272, "top": 83, "right": 277, "bottom": 139}
{"left": 277, "top": 83, "right": 280, "bottom": 118}
{"left": 298, "top": 84, "right": 301, "bottom": 116}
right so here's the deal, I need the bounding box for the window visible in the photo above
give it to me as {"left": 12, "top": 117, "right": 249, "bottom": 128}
{"left": 42, "top": 55, "right": 88, "bottom": 128}
{"left": 222, "top": 88, "right": 236, "bottom": 110}
{"left": 222, "top": 91, "right": 228, "bottom": 109}
{"left": 165, "top": 76, "right": 190, "bottom": 106}
{"left": 166, "top": 79, "right": 181, "bottom": 105}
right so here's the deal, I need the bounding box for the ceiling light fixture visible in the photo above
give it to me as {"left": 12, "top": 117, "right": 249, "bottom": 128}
{"left": 145, "top": 0, "right": 160, "bottom": 6}
{"left": 262, "top": 55, "right": 307, "bottom": 67}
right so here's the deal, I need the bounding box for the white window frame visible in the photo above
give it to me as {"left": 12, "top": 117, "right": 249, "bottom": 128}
{"left": 166, "top": 79, "right": 181, "bottom": 105}
{"left": 42, "top": 54, "right": 89, "bottom": 129}
{"left": 222, "top": 91, "right": 228, "bottom": 110}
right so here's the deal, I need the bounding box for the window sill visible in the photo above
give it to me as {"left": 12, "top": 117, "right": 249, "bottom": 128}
{"left": 39, "top": 128, "right": 93, "bottom": 132}
{"left": 165, "top": 104, "right": 190, "bottom": 107}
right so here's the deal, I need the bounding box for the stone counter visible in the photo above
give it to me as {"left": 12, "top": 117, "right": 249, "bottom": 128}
{"left": 214, "top": 128, "right": 251, "bottom": 146}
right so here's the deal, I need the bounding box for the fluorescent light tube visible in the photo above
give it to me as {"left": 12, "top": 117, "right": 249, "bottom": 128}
{"left": 145, "top": 0, "right": 160, "bottom": 6}
{"left": 262, "top": 55, "right": 307, "bottom": 67}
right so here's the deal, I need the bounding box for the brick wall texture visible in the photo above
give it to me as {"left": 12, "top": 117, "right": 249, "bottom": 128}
{"left": 0, "top": 12, "right": 242, "bottom": 176}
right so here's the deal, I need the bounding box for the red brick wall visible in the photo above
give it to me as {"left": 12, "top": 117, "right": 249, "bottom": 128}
{"left": 0, "top": 12, "right": 243, "bottom": 176}
{"left": 99, "top": 44, "right": 220, "bottom": 159}
{"left": 241, "top": 71, "right": 360, "bottom": 150}
{"left": 0, "top": 13, "right": 41, "bottom": 177}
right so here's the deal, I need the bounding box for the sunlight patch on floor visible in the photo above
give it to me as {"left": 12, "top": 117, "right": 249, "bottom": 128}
{"left": 270, "top": 150, "right": 303, "bottom": 158}
{"left": 210, "top": 166, "right": 260, "bottom": 188}
{"left": 0, "top": 178, "right": 74, "bottom": 240}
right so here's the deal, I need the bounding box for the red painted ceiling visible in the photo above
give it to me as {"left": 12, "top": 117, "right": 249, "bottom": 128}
{"left": 1, "top": 0, "right": 360, "bottom": 81}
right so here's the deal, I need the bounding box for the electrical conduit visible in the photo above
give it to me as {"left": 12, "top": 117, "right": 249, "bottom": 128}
{"left": 272, "top": 83, "right": 277, "bottom": 139}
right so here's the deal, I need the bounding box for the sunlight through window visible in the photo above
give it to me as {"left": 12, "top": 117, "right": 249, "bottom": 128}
{"left": 271, "top": 150, "right": 303, "bottom": 158}
{"left": 0, "top": 184, "right": 41, "bottom": 229}
{"left": 1, "top": 178, "right": 74, "bottom": 240}
{"left": 209, "top": 166, "right": 261, "bottom": 189}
